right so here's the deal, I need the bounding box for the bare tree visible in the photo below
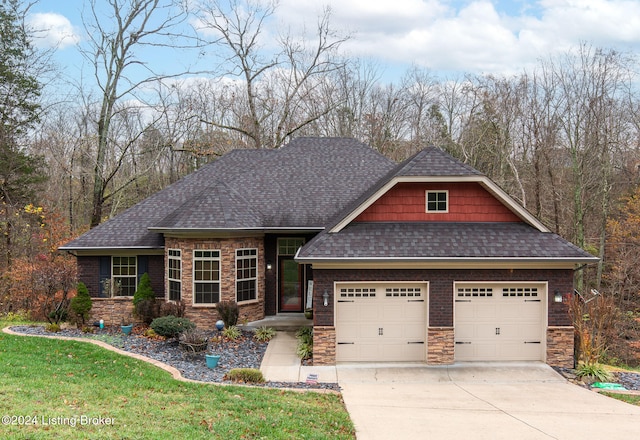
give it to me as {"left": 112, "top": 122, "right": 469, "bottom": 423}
{"left": 81, "top": 0, "right": 198, "bottom": 227}
{"left": 195, "top": 0, "right": 350, "bottom": 149}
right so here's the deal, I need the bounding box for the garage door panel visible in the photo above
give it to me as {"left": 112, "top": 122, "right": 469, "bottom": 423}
{"left": 336, "top": 283, "right": 427, "bottom": 362}
{"left": 455, "top": 283, "right": 545, "bottom": 362}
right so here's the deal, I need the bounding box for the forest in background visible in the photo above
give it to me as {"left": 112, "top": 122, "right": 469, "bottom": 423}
{"left": 2, "top": 0, "right": 639, "bottom": 364}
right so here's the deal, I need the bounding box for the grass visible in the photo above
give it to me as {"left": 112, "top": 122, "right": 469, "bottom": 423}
{"left": 601, "top": 392, "right": 640, "bottom": 406}
{"left": 0, "top": 321, "right": 354, "bottom": 439}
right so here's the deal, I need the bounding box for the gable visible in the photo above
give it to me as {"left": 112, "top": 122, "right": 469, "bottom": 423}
{"left": 354, "top": 182, "right": 521, "bottom": 223}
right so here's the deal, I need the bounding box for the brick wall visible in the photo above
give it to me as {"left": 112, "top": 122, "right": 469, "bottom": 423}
{"left": 427, "top": 327, "right": 455, "bottom": 364}
{"left": 77, "top": 256, "right": 100, "bottom": 297}
{"left": 312, "top": 268, "right": 574, "bottom": 327}
{"left": 547, "top": 326, "right": 575, "bottom": 368}
{"left": 310, "top": 268, "right": 575, "bottom": 366}
{"left": 77, "top": 255, "right": 165, "bottom": 298}
{"left": 313, "top": 326, "right": 336, "bottom": 365}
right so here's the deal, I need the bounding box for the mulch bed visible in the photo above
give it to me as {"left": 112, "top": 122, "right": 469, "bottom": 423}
{"left": 9, "top": 325, "right": 340, "bottom": 392}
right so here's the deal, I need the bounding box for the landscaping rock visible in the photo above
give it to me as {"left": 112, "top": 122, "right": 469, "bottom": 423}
{"left": 10, "top": 325, "right": 339, "bottom": 391}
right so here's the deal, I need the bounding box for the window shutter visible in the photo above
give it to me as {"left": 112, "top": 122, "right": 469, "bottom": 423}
{"left": 137, "top": 256, "right": 148, "bottom": 279}
{"left": 99, "top": 256, "right": 111, "bottom": 298}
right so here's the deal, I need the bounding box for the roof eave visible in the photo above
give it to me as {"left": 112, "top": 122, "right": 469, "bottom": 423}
{"left": 294, "top": 256, "right": 599, "bottom": 270}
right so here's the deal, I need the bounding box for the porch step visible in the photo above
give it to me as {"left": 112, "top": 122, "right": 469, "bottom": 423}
{"left": 243, "top": 313, "right": 312, "bottom": 331}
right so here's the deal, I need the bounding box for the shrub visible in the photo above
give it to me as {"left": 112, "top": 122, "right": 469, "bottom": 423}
{"left": 133, "top": 273, "right": 155, "bottom": 306}
{"left": 70, "top": 282, "right": 92, "bottom": 327}
{"left": 222, "top": 325, "right": 241, "bottom": 341}
{"left": 254, "top": 326, "right": 276, "bottom": 342}
{"left": 2, "top": 310, "right": 31, "bottom": 322}
{"left": 575, "top": 362, "right": 612, "bottom": 382}
{"left": 296, "top": 326, "right": 313, "bottom": 360}
{"left": 161, "top": 299, "right": 185, "bottom": 317}
{"left": 216, "top": 301, "right": 239, "bottom": 327}
{"left": 225, "top": 368, "right": 265, "bottom": 384}
{"left": 150, "top": 315, "right": 195, "bottom": 338}
{"left": 45, "top": 323, "right": 61, "bottom": 333}
{"left": 135, "top": 299, "right": 161, "bottom": 325}
{"left": 47, "top": 308, "right": 68, "bottom": 324}
{"left": 133, "top": 273, "right": 159, "bottom": 324}
{"left": 179, "top": 329, "right": 209, "bottom": 345}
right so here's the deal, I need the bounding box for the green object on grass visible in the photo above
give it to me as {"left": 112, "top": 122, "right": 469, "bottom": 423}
{"left": 592, "top": 382, "right": 626, "bottom": 390}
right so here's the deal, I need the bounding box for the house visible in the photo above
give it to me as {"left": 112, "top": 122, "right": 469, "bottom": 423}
{"left": 60, "top": 137, "right": 598, "bottom": 367}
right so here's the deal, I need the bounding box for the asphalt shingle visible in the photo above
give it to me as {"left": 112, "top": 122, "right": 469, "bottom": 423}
{"left": 296, "top": 222, "right": 596, "bottom": 261}
{"left": 61, "top": 138, "right": 395, "bottom": 250}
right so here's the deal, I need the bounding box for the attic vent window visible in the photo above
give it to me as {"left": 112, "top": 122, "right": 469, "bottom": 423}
{"left": 426, "top": 190, "right": 448, "bottom": 213}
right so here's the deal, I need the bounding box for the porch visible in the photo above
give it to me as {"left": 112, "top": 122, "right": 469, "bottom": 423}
{"left": 244, "top": 313, "right": 312, "bottom": 331}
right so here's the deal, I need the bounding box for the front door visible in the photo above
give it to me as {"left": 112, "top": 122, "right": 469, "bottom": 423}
{"left": 279, "top": 257, "right": 304, "bottom": 312}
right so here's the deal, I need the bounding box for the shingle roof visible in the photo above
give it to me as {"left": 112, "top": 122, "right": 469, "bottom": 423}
{"left": 296, "top": 222, "right": 597, "bottom": 262}
{"left": 60, "top": 138, "right": 395, "bottom": 250}
{"left": 394, "top": 146, "right": 483, "bottom": 177}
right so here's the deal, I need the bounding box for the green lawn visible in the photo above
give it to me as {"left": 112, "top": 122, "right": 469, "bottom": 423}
{"left": 0, "top": 324, "right": 354, "bottom": 439}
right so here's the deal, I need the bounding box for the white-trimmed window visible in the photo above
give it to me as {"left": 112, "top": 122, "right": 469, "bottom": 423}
{"left": 168, "top": 249, "right": 181, "bottom": 301}
{"left": 426, "top": 190, "right": 448, "bottom": 212}
{"left": 194, "top": 250, "right": 221, "bottom": 304}
{"left": 236, "top": 248, "right": 257, "bottom": 302}
{"left": 112, "top": 256, "right": 137, "bottom": 296}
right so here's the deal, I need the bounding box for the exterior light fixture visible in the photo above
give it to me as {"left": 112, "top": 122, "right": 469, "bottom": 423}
{"left": 554, "top": 290, "right": 563, "bottom": 303}
{"left": 322, "top": 290, "right": 329, "bottom": 307}
{"left": 266, "top": 263, "right": 272, "bottom": 270}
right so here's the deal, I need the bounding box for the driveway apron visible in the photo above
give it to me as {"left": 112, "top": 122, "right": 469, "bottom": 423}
{"left": 337, "top": 362, "right": 640, "bottom": 440}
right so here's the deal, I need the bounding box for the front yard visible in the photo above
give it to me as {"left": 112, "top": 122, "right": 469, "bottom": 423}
{"left": 0, "top": 321, "right": 354, "bottom": 439}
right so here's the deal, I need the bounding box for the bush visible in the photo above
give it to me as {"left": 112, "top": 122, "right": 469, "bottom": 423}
{"left": 45, "top": 323, "right": 61, "bottom": 333}
{"left": 134, "top": 273, "right": 159, "bottom": 324}
{"left": 224, "top": 368, "right": 265, "bottom": 384}
{"left": 133, "top": 273, "right": 155, "bottom": 306}
{"left": 296, "top": 326, "right": 313, "bottom": 360}
{"left": 254, "top": 326, "right": 276, "bottom": 342}
{"left": 70, "top": 282, "right": 92, "bottom": 327}
{"left": 161, "top": 300, "right": 185, "bottom": 318}
{"left": 136, "top": 299, "right": 161, "bottom": 325}
{"left": 222, "top": 325, "right": 241, "bottom": 341}
{"left": 216, "top": 301, "right": 239, "bottom": 327}
{"left": 150, "top": 315, "right": 195, "bottom": 338}
{"left": 575, "top": 362, "right": 612, "bottom": 382}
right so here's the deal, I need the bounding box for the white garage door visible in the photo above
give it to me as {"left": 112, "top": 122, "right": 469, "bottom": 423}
{"left": 335, "top": 283, "right": 427, "bottom": 362}
{"left": 455, "top": 283, "right": 546, "bottom": 362}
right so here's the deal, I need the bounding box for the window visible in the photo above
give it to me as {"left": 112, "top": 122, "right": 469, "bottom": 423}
{"left": 278, "top": 238, "right": 305, "bottom": 256}
{"left": 236, "top": 248, "right": 257, "bottom": 302}
{"left": 194, "top": 250, "right": 220, "bottom": 304}
{"left": 168, "top": 249, "right": 181, "bottom": 301}
{"left": 112, "top": 256, "right": 137, "bottom": 296}
{"left": 426, "top": 190, "right": 448, "bottom": 212}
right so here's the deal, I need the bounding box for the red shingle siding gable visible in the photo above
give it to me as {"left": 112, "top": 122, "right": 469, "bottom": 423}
{"left": 354, "top": 182, "right": 521, "bottom": 222}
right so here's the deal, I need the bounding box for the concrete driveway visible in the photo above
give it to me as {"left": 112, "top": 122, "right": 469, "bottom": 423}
{"left": 337, "top": 362, "right": 640, "bottom": 440}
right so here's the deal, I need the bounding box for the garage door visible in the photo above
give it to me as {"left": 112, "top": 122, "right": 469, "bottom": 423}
{"left": 335, "top": 283, "right": 427, "bottom": 362}
{"left": 454, "top": 283, "right": 546, "bottom": 361}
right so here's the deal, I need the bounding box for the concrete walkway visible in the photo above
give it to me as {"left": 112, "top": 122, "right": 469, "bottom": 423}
{"left": 258, "top": 333, "right": 640, "bottom": 439}
{"left": 260, "top": 331, "right": 337, "bottom": 384}
{"left": 338, "top": 362, "right": 640, "bottom": 440}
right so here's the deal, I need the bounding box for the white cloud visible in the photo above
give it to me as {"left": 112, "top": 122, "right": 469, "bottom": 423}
{"left": 275, "top": 0, "right": 640, "bottom": 76}
{"left": 27, "top": 12, "right": 81, "bottom": 49}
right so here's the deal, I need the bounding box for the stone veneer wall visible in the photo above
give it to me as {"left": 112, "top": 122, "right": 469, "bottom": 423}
{"left": 89, "top": 298, "right": 136, "bottom": 326}
{"left": 164, "top": 236, "right": 266, "bottom": 327}
{"left": 427, "top": 327, "right": 455, "bottom": 364}
{"left": 547, "top": 326, "right": 575, "bottom": 368}
{"left": 313, "top": 326, "right": 336, "bottom": 365}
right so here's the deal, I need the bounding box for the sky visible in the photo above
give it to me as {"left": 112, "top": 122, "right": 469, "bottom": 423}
{"left": 26, "top": 0, "right": 640, "bottom": 89}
